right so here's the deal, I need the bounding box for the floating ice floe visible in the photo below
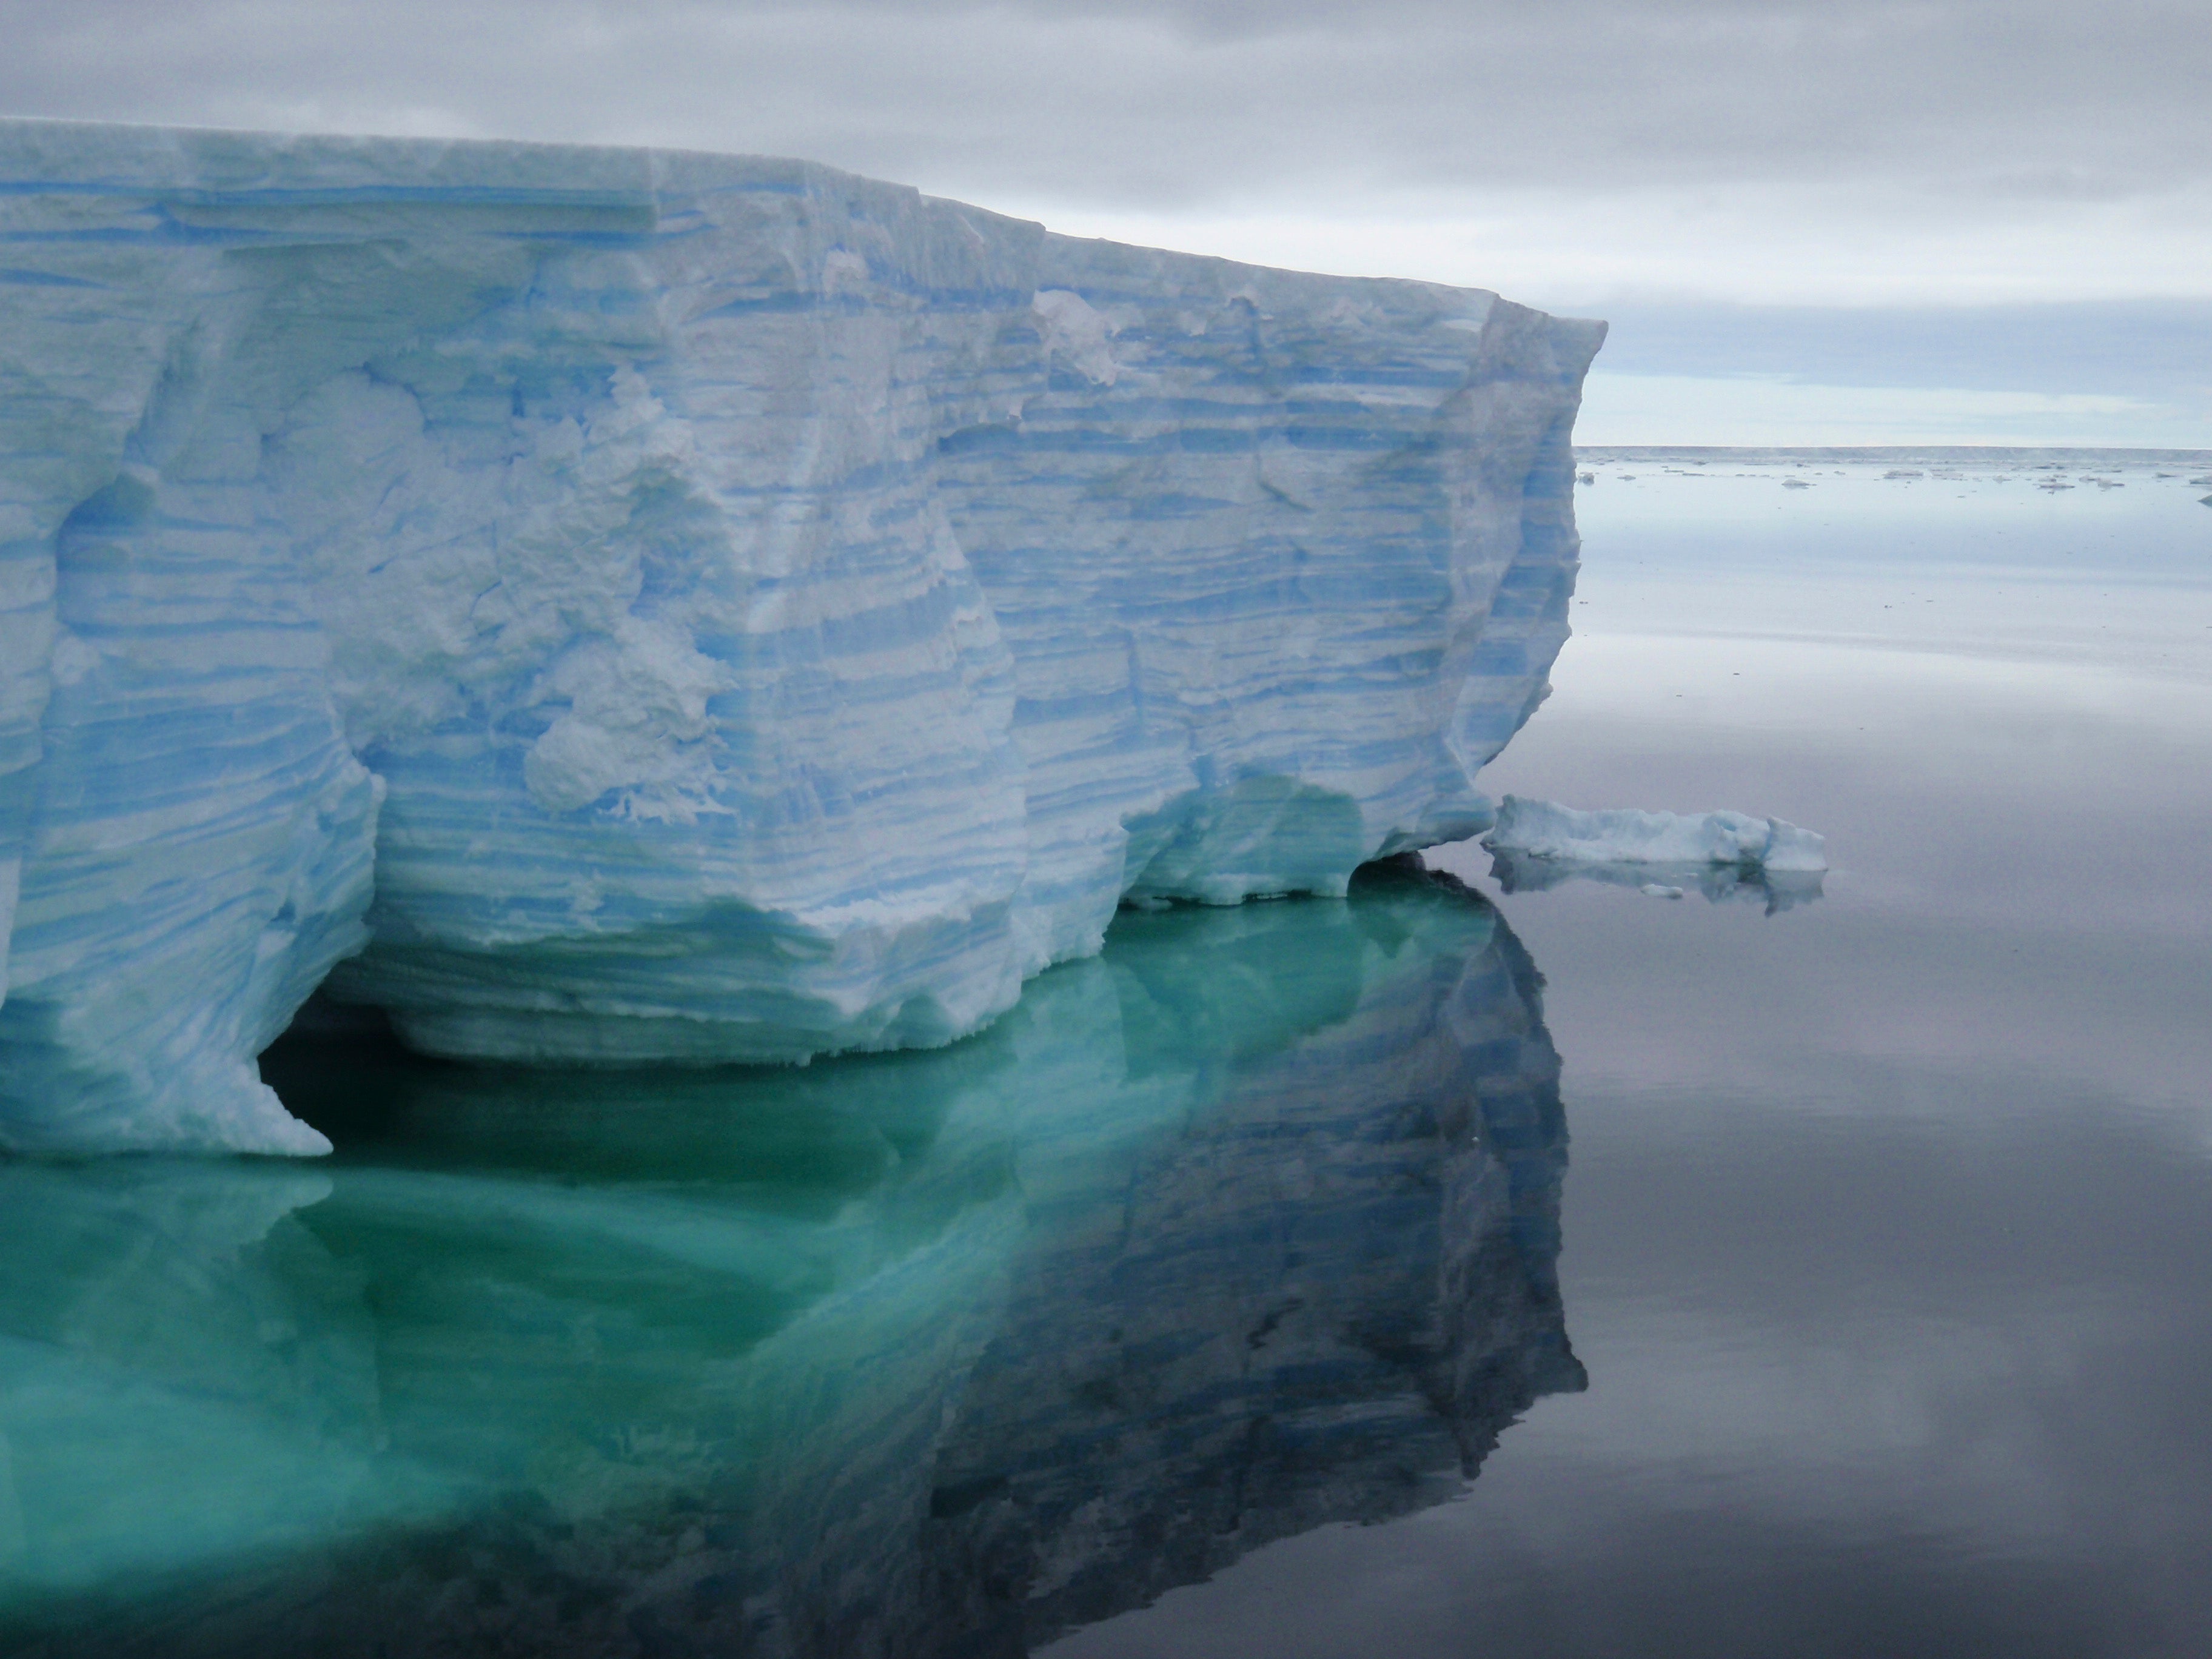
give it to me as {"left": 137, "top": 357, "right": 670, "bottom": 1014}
{"left": 1484, "top": 797, "right": 1828, "bottom": 873}
{"left": 1480, "top": 796, "right": 1829, "bottom": 913}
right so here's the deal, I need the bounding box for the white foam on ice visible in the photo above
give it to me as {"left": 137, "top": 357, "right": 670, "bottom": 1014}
{"left": 0, "top": 119, "right": 1603, "bottom": 1153}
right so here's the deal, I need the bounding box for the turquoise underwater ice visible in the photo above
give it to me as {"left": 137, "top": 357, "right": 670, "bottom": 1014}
{"left": 0, "top": 866, "right": 1580, "bottom": 1656}
{"left": 0, "top": 120, "right": 1600, "bottom": 1155}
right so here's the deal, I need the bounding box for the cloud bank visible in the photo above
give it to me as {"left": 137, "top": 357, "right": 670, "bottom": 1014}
{"left": 2, "top": 1, "right": 2205, "bottom": 292}
{"left": 3, "top": 1, "right": 2204, "bottom": 438}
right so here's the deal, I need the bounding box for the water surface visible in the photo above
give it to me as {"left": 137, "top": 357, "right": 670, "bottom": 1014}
{"left": 2, "top": 868, "right": 1573, "bottom": 1657}
{"left": 1057, "top": 453, "right": 2212, "bottom": 1659}
{"left": 4, "top": 452, "right": 2209, "bottom": 1657}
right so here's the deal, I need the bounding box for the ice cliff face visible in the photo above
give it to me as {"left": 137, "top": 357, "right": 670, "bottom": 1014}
{"left": 0, "top": 118, "right": 1603, "bottom": 1155}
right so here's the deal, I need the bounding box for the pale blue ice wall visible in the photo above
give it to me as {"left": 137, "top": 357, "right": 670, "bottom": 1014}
{"left": 0, "top": 119, "right": 1603, "bottom": 1154}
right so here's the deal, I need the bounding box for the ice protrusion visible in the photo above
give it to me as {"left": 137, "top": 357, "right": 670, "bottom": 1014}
{"left": 1031, "top": 289, "right": 1122, "bottom": 387}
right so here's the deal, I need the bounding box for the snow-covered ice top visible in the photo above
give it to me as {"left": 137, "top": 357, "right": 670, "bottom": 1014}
{"left": 0, "top": 119, "right": 1603, "bottom": 1155}
{"left": 1484, "top": 796, "right": 1828, "bottom": 872}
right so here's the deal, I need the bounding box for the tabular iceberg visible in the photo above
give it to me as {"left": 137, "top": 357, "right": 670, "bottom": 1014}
{"left": 0, "top": 119, "right": 1603, "bottom": 1155}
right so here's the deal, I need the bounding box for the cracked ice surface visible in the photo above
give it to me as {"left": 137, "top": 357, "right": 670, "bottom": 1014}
{"left": 0, "top": 119, "right": 1602, "bottom": 1153}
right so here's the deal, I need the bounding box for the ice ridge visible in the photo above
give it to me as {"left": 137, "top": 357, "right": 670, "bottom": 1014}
{"left": 0, "top": 119, "right": 1604, "bottom": 1154}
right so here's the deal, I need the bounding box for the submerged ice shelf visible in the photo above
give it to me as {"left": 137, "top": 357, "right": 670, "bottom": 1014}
{"left": 0, "top": 119, "right": 1603, "bottom": 1155}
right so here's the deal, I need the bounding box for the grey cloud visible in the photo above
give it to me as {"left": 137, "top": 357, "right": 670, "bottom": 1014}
{"left": 0, "top": 0, "right": 2204, "bottom": 213}
{"left": 1589, "top": 300, "right": 2212, "bottom": 400}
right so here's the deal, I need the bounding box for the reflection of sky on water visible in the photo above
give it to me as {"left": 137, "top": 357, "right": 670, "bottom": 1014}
{"left": 1056, "top": 460, "right": 2212, "bottom": 1658}
{"left": 1567, "top": 458, "right": 2212, "bottom": 672}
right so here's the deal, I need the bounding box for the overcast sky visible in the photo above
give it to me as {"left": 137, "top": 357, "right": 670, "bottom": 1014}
{"left": 4, "top": 0, "right": 2207, "bottom": 443}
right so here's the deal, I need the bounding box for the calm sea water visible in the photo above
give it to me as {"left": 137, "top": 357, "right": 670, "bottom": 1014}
{"left": 2, "top": 454, "right": 2208, "bottom": 1658}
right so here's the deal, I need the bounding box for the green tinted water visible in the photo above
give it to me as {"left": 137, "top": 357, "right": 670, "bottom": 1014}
{"left": 0, "top": 866, "right": 1572, "bottom": 1657}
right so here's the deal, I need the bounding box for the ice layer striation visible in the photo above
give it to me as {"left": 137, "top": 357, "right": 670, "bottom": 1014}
{"left": 0, "top": 119, "right": 1603, "bottom": 1155}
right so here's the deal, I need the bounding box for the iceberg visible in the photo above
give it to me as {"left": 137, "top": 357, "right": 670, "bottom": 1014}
{"left": 1484, "top": 795, "right": 1828, "bottom": 872}
{"left": 0, "top": 119, "right": 1603, "bottom": 1155}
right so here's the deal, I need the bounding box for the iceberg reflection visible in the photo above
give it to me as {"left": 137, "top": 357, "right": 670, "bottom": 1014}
{"left": 1486, "top": 846, "right": 1826, "bottom": 913}
{"left": 0, "top": 862, "right": 1580, "bottom": 1657}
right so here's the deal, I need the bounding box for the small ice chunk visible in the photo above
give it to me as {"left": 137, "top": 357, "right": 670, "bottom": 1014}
{"left": 1484, "top": 796, "right": 1828, "bottom": 873}
{"left": 1639, "top": 882, "right": 1685, "bottom": 899}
